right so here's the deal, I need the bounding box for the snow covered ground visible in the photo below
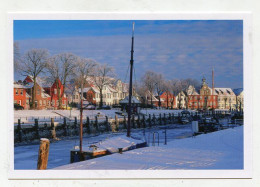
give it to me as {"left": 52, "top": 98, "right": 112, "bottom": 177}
{"left": 54, "top": 126, "right": 243, "bottom": 170}
{"left": 14, "top": 109, "right": 186, "bottom": 125}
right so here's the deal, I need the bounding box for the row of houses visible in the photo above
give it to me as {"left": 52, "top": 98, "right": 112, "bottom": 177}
{"left": 14, "top": 75, "right": 243, "bottom": 111}
{"left": 153, "top": 77, "right": 244, "bottom": 111}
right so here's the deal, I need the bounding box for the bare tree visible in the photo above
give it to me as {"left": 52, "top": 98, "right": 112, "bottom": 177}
{"left": 46, "top": 53, "right": 78, "bottom": 109}
{"left": 14, "top": 42, "right": 21, "bottom": 73}
{"left": 169, "top": 79, "right": 182, "bottom": 109}
{"left": 154, "top": 73, "right": 165, "bottom": 108}
{"left": 93, "top": 64, "right": 116, "bottom": 108}
{"left": 17, "top": 49, "right": 49, "bottom": 108}
{"left": 142, "top": 71, "right": 156, "bottom": 106}
{"left": 163, "top": 80, "right": 171, "bottom": 109}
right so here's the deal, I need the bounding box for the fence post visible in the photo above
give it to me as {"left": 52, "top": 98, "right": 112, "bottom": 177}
{"left": 34, "top": 119, "right": 39, "bottom": 139}
{"left": 51, "top": 118, "right": 57, "bottom": 140}
{"left": 17, "top": 119, "right": 22, "bottom": 142}
{"left": 86, "top": 117, "right": 90, "bottom": 133}
{"left": 172, "top": 113, "right": 175, "bottom": 123}
{"left": 115, "top": 115, "right": 119, "bottom": 131}
{"left": 137, "top": 114, "right": 140, "bottom": 128}
{"left": 149, "top": 114, "right": 151, "bottom": 128}
{"left": 132, "top": 115, "right": 136, "bottom": 128}
{"left": 37, "top": 138, "right": 50, "bottom": 170}
{"left": 95, "top": 116, "right": 99, "bottom": 132}
{"left": 105, "top": 116, "right": 110, "bottom": 131}
{"left": 63, "top": 117, "right": 67, "bottom": 136}
{"left": 123, "top": 115, "right": 127, "bottom": 129}
{"left": 159, "top": 113, "right": 162, "bottom": 126}
{"left": 74, "top": 117, "right": 77, "bottom": 135}
{"left": 142, "top": 114, "right": 146, "bottom": 128}
{"left": 153, "top": 114, "right": 156, "bottom": 126}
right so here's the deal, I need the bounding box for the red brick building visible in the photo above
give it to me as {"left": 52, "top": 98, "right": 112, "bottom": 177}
{"left": 48, "top": 79, "right": 68, "bottom": 109}
{"left": 187, "top": 78, "right": 218, "bottom": 110}
{"left": 14, "top": 83, "right": 28, "bottom": 109}
{"left": 158, "top": 91, "right": 176, "bottom": 108}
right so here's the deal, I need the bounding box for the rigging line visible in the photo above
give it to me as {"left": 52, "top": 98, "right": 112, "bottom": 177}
{"left": 124, "top": 63, "right": 130, "bottom": 83}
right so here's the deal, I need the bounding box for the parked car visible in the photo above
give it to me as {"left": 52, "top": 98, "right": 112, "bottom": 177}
{"left": 14, "top": 103, "right": 24, "bottom": 110}
{"left": 84, "top": 105, "right": 96, "bottom": 110}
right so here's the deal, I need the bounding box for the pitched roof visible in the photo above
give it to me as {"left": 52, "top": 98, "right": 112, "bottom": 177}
{"left": 119, "top": 96, "right": 141, "bottom": 104}
{"left": 214, "top": 88, "right": 235, "bottom": 96}
{"left": 233, "top": 88, "right": 243, "bottom": 96}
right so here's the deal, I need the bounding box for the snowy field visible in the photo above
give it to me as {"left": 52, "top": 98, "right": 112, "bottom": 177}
{"left": 14, "top": 124, "right": 193, "bottom": 170}
{"left": 14, "top": 109, "right": 187, "bottom": 125}
{"left": 54, "top": 126, "right": 243, "bottom": 170}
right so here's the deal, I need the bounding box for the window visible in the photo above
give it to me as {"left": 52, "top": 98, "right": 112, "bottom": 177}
{"left": 15, "top": 89, "right": 18, "bottom": 95}
{"left": 39, "top": 100, "right": 42, "bottom": 106}
{"left": 20, "top": 89, "right": 23, "bottom": 95}
{"left": 43, "top": 100, "right": 46, "bottom": 106}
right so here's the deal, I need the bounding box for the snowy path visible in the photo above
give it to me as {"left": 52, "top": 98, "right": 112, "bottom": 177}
{"left": 54, "top": 126, "right": 243, "bottom": 170}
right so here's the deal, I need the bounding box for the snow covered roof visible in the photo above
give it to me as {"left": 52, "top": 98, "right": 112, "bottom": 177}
{"left": 14, "top": 83, "right": 27, "bottom": 89}
{"left": 41, "top": 92, "right": 51, "bottom": 98}
{"left": 119, "top": 96, "right": 141, "bottom": 104}
{"left": 186, "top": 85, "right": 199, "bottom": 95}
{"left": 214, "top": 88, "right": 235, "bottom": 96}
{"left": 107, "top": 86, "right": 117, "bottom": 93}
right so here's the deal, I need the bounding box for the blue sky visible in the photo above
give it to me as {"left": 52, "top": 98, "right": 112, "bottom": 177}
{"left": 14, "top": 20, "right": 243, "bottom": 88}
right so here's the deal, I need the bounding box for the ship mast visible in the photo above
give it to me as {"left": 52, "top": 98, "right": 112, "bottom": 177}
{"left": 127, "top": 22, "right": 135, "bottom": 137}
{"left": 212, "top": 67, "right": 214, "bottom": 113}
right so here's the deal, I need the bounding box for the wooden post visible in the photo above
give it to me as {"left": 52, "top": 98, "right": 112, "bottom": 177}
{"left": 95, "top": 116, "right": 99, "bottom": 132}
{"left": 115, "top": 115, "right": 119, "bottom": 131}
{"left": 34, "top": 119, "right": 39, "bottom": 139}
{"left": 17, "top": 119, "right": 22, "bottom": 142}
{"left": 159, "top": 113, "right": 162, "bottom": 126}
{"left": 149, "top": 114, "right": 151, "bottom": 128}
{"left": 142, "top": 114, "right": 146, "bottom": 128}
{"left": 153, "top": 114, "right": 156, "bottom": 126}
{"left": 37, "top": 138, "right": 50, "bottom": 170}
{"left": 86, "top": 117, "right": 90, "bottom": 134}
{"left": 123, "top": 115, "right": 127, "bottom": 129}
{"left": 63, "top": 117, "right": 67, "bottom": 136}
{"left": 51, "top": 118, "right": 57, "bottom": 139}
{"left": 132, "top": 115, "right": 136, "bottom": 128}
{"left": 137, "top": 114, "right": 140, "bottom": 128}
{"left": 74, "top": 117, "right": 77, "bottom": 135}
{"left": 105, "top": 116, "right": 110, "bottom": 131}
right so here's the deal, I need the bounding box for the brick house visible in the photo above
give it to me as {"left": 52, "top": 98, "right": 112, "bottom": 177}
{"left": 14, "top": 83, "right": 28, "bottom": 109}
{"left": 158, "top": 91, "right": 176, "bottom": 109}
{"left": 198, "top": 77, "right": 218, "bottom": 110}
{"left": 48, "top": 79, "right": 68, "bottom": 109}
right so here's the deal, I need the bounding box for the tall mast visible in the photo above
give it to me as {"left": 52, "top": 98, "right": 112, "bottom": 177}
{"left": 127, "top": 22, "right": 135, "bottom": 137}
{"left": 212, "top": 67, "right": 214, "bottom": 111}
